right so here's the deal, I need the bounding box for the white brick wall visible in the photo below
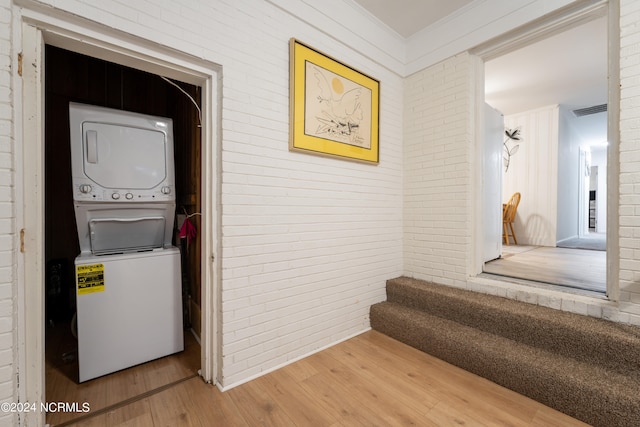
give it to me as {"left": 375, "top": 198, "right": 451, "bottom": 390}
{"left": 404, "top": 1, "right": 640, "bottom": 327}
{"left": 403, "top": 53, "right": 473, "bottom": 287}
{"left": 0, "top": 0, "right": 14, "bottom": 425}
{"left": 204, "top": 1, "right": 405, "bottom": 386}
{"left": 619, "top": 0, "right": 640, "bottom": 322}
{"left": 5, "top": 0, "right": 640, "bottom": 420}
{"left": 8, "top": 0, "right": 403, "bottom": 391}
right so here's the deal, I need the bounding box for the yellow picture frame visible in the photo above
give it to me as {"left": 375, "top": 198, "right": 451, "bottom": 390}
{"left": 289, "top": 39, "right": 380, "bottom": 164}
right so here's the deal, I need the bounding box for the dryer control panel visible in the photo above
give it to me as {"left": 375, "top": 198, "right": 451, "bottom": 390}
{"left": 73, "top": 182, "right": 175, "bottom": 203}
{"left": 73, "top": 183, "right": 175, "bottom": 203}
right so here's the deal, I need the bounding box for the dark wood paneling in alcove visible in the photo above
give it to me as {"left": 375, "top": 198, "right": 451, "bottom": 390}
{"left": 45, "top": 45, "right": 202, "bottom": 321}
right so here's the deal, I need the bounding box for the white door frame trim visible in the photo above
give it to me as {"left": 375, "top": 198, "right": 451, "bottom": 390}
{"left": 470, "top": 0, "right": 618, "bottom": 300}
{"left": 15, "top": 7, "right": 221, "bottom": 425}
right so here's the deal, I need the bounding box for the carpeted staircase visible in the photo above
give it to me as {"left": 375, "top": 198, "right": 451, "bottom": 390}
{"left": 370, "top": 277, "right": 640, "bottom": 427}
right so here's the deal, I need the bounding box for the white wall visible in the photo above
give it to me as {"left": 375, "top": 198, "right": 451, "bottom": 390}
{"left": 8, "top": 0, "right": 405, "bottom": 393}
{"left": 503, "top": 106, "right": 559, "bottom": 247}
{"left": 403, "top": 53, "right": 475, "bottom": 286}
{"left": 617, "top": 0, "right": 640, "bottom": 318}
{"left": 3, "top": 1, "right": 640, "bottom": 425}
{"left": 500, "top": 105, "right": 599, "bottom": 245}
{"left": 210, "top": 1, "right": 405, "bottom": 387}
{"left": 556, "top": 105, "right": 583, "bottom": 242}
{"left": 405, "top": 0, "right": 640, "bottom": 327}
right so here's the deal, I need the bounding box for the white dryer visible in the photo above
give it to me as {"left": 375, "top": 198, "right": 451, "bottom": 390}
{"left": 69, "top": 102, "right": 177, "bottom": 250}
{"left": 69, "top": 103, "right": 183, "bottom": 382}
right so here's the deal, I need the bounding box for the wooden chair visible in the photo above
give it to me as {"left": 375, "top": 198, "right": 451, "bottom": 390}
{"left": 503, "top": 192, "right": 521, "bottom": 245}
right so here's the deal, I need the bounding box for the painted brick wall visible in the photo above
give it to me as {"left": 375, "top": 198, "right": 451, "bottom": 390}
{"left": 403, "top": 53, "right": 473, "bottom": 287}
{"left": 404, "top": 2, "right": 640, "bottom": 327}
{"left": 207, "top": 1, "right": 404, "bottom": 387}
{"left": 7, "top": 1, "right": 640, "bottom": 419}
{"left": 9, "top": 0, "right": 403, "bottom": 390}
{"left": 618, "top": 0, "right": 640, "bottom": 320}
{"left": 0, "top": 0, "right": 15, "bottom": 424}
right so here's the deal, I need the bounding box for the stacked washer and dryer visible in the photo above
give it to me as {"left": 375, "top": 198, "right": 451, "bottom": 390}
{"left": 69, "top": 103, "right": 184, "bottom": 383}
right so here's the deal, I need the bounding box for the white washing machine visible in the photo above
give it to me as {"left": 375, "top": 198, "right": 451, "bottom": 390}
{"left": 69, "top": 103, "right": 183, "bottom": 382}
{"left": 75, "top": 248, "right": 183, "bottom": 382}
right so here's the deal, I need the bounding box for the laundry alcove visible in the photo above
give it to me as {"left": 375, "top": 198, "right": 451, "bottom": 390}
{"left": 43, "top": 43, "right": 203, "bottom": 420}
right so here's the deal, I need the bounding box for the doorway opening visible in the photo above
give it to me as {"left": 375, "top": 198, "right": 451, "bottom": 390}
{"left": 43, "top": 45, "right": 204, "bottom": 425}
{"left": 18, "top": 17, "right": 219, "bottom": 426}
{"left": 477, "top": 5, "right": 614, "bottom": 296}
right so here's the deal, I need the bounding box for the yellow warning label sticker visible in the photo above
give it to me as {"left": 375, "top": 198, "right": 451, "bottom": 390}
{"left": 77, "top": 264, "right": 105, "bottom": 295}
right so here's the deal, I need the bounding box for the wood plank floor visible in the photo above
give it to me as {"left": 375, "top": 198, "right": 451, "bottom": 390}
{"left": 45, "top": 322, "right": 201, "bottom": 426}
{"left": 483, "top": 245, "right": 606, "bottom": 293}
{"left": 48, "top": 330, "right": 589, "bottom": 426}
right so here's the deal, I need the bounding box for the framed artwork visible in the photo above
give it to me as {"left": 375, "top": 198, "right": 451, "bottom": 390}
{"left": 289, "top": 38, "right": 380, "bottom": 164}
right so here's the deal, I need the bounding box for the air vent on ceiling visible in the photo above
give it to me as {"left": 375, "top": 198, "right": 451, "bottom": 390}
{"left": 573, "top": 104, "right": 607, "bottom": 117}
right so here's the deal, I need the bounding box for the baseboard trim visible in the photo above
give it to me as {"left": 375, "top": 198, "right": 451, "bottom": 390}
{"left": 218, "top": 327, "right": 372, "bottom": 392}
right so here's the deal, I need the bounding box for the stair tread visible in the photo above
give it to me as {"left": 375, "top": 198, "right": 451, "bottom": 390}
{"left": 373, "top": 301, "right": 639, "bottom": 390}
{"left": 388, "top": 277, "right": 640, "bottom": 340}
{"left": 371, "top": 301, "right": 640, "bottom": 427}
{"left": 386, "top": 277, "right": 640, "bottom": 375}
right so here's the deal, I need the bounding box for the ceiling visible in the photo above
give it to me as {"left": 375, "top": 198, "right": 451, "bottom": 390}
{"left": 483, "top": 16, "right": 608, "bottom": 116}
{"left": 352, "top": 0, "right": 474, "bottom": 38}
{"left": 352, "top": 0, "right": 608, "bottom": 142}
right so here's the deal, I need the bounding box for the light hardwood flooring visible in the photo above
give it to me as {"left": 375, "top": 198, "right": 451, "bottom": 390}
{"left": 45, "top": 322, "right": 200, "bottom": 426}
{"left": 47, "top": 330, "right": 589, "bottom": 426}
{"left": 483, "top": 245, "right": 606, "bottom": 293}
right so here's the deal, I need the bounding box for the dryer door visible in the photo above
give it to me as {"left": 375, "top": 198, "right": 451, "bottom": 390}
{"left": 82, "top": 122, "right": 167, "bottom": 190}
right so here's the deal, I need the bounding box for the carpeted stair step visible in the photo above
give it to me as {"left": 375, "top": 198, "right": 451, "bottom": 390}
{"left": 370, "top": 301, "right": 640, "bottom": 427}
{"left": 384, "top": 276, "right": 640, "bottom": 380}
